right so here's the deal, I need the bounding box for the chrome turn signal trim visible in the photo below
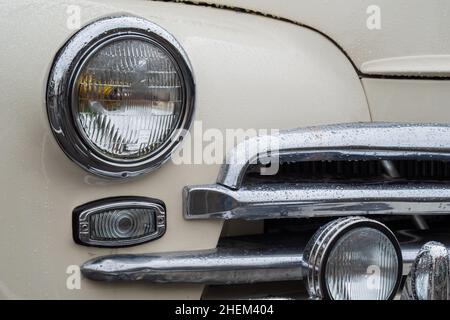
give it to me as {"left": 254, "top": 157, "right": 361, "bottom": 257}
{"left": 73, "top": 196, "right": 166, "bottom": 247}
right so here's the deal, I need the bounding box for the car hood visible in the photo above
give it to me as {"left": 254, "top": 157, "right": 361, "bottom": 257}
{"left": 177, "top": 0, "right": 450, "bottom": 77}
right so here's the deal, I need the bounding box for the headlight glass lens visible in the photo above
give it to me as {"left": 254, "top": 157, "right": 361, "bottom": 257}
{"left": 73, "top": 38, "right": 183, "bottom": 161}
{"left": 325, "top": 227, "right": 399, "bottom": 300}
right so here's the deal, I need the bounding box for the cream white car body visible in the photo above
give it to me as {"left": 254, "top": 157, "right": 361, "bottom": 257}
{"left": 0, "top": 0, "right": 449, "bottom": 299}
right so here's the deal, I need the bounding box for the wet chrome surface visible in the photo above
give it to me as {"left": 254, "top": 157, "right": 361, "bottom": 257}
{"left": 407, "top": 241, "right": 450, "bottom": 300}
{"left": 186, "top": 123, "right": 450, "bottom": 220}
{"left": 82, "top": 246, "right": 304, "bottom": 284}
{"left": 184, "top": 183, "right": 450, "bottom": 220}
{"left": 218, "top": 123, "right": 450, "bottom": 190}
{"left": 81, "top": 229, "right": 450, "bottom": 285}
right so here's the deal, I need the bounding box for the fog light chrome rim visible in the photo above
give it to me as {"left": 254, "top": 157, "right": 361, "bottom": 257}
{"left": 303, "top": 217, "right": 402, "bottom": 300}
{"left": 410, "top": 241, "right": 450, "bottom": 300}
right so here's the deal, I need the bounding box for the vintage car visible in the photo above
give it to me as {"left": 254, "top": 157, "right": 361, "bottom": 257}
{"left": 1, "top": 0, "right": 450, "bottom": 301}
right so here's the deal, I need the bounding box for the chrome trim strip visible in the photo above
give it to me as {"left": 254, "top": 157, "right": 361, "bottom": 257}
{"left": 47, "top": 15, "right": 195, "bottom": 179}
{"left": 81, "top": 247, "right": 304, "bottom": 284}
{"left": 184, "top": 183, "right": 450, "bottom": 220}
{"left": 80, "top": 230, "right": 450, "bottom": 284}
{"left": 217, "top": 123, "right": 450, "bottom": 190}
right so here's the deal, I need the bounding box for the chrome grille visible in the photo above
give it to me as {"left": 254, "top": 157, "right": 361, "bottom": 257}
{"left": 245, "top": 159, "right": 450, "bottom": 184}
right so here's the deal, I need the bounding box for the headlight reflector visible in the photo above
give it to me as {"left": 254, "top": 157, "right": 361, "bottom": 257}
{"left": 47, "top": 16, "right": 195, "bottom": 178}
{"left": 303, "top": 217, "right": 402, "bottom": 300}
{"left": 74, "top": 38, "right": 183, "bottom": 161}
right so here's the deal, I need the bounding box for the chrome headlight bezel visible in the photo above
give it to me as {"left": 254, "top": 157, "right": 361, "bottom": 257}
{"left": 47, "top": 15, "right": 195, "bottom": 178}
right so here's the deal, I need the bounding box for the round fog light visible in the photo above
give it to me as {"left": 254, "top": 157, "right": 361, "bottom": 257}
{"left": 411, "top": 241, "right": 450, "bottom": 300}
{"left": 303, "top": 217, "right": 402, "bottom": 300}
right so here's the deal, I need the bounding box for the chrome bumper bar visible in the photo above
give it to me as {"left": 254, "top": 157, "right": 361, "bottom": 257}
{"left": 82, "top": 247, "right": 304, "bottom": 284}
{"left": 81, "top": 230, "right": 450, "bottom": 284}
{"left": 184, "top": 183, "right": 450, "bottom": 220}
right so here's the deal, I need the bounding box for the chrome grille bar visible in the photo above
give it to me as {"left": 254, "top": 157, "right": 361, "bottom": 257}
{"left": 184, "top": 183, "right": 450, "bottom": 220}
{"left": 217, "top": 123, "right": 450, "bottom": 190}
{"left": 185, "top": 123, "right": 450, "bottom": 220}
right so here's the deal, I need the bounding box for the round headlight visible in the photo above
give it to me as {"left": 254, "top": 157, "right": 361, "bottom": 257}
{"left": 47, "top": 16, "right": 194, "bottom": 178}
{"left": 304, "top": 217, "right": 402, "bottom": 300}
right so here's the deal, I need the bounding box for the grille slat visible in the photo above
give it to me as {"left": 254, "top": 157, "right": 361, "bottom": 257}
{"left": 245, "top": 160, "right": 450, "bottom": 184}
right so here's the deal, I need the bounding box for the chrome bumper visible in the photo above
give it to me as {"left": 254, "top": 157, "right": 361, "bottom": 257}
{"left": 81, "top": 229, "right": 450, "bottom": 284}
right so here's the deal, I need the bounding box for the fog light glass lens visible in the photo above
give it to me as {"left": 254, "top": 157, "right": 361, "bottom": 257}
{"left": 325, "top": 227, "right": 400, "bottom": 300}
{"left": 73, "top": 38, "right": 183, "bottom": 161}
